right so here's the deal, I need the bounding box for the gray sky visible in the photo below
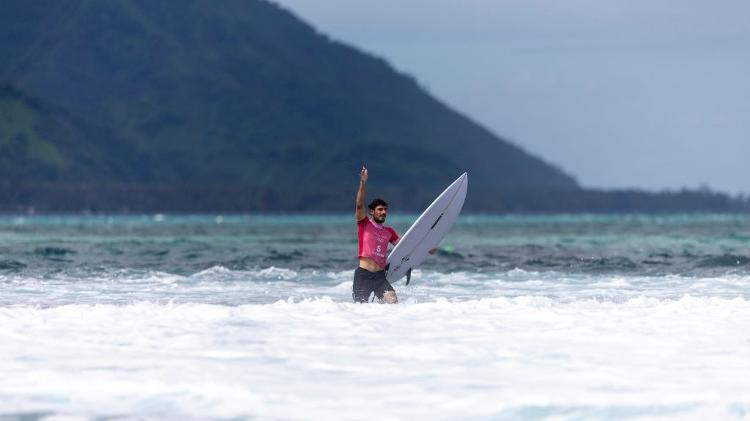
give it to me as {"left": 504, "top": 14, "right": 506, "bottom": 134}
{"left": 274, "top": 0, "right": 750, "bottom": 194}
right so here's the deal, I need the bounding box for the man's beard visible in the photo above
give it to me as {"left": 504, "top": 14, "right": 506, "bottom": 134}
{"left": 373, "top": 215, "right": 386, "bottom": 223}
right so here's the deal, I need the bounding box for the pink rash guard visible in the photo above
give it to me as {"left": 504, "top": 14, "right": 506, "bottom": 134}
{"left": 357, "top": 217, "right": 399, "bottom": 269}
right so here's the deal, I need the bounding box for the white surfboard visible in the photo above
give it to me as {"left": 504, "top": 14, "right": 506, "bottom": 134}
{"left": 386, "top": 172, "right": 468, "bottom": 284}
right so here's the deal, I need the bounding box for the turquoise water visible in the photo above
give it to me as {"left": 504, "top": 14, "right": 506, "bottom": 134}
{"left": 2, "top": 214, "right": 750, "bottom": 419}
{"left": 3, "top": 213, "right": 749, "bottom": 276}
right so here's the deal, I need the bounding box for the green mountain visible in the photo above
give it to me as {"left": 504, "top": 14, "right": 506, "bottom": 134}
{"left": 0, "top": 85, "right": 71, "bottom": 178}
{"left": 0, "top": 0, "right": 581, "bottom": 211}
{"left": 0, "top": 84, "right": 152, "bottom": 180}
{"left": 1, "top": 0, "right": 745, "bottom": 213}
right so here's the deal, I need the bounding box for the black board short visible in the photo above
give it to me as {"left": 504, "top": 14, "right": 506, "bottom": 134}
{"left": 352, "top": 267, "right": 394, "bottom": 303}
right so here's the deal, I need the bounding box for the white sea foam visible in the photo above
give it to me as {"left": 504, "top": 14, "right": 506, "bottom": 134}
{"left": 3, "top": 267, "right": 750, "bottom": 419}
{"left": 4, "top": 269, "right": 750, "bottom": 307}
{"left": 2, "top": 296, "right": 750, "bottom": 419}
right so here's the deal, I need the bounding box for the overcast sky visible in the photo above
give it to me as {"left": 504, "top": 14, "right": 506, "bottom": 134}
{"left": 274, "top": 0, "right": 749, "bottom": 194}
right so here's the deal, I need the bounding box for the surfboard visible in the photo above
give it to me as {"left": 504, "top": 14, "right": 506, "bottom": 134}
{"left": 385, "top": 172, "right": 468, "bottom": 284}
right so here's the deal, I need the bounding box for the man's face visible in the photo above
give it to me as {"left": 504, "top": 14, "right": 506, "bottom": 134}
{"left": 371, "top": 205, "right": 388, "bottom": 223}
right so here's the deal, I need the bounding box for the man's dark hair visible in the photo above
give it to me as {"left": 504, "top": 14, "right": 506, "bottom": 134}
{"left": 368, "top": 198, "right": 388, "bottom": 210}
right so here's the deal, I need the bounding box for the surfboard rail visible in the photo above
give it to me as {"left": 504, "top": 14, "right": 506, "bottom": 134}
{"left": 386, "top": 172, "right": 468, "bottom": 284}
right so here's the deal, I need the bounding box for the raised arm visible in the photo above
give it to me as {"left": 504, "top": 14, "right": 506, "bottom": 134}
{"left": 355, "top": 166, "right": 368, "bottom": 221}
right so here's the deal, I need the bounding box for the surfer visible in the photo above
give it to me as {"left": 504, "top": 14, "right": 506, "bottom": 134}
{"left": 354, "top": 166, "right": 400, "bottom": 303}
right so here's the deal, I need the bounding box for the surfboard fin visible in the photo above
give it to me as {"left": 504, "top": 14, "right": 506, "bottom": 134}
{"left": 405, "top": 268, "right": 412, "bottom": 285}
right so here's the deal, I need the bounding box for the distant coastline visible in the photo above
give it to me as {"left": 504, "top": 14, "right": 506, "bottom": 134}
{"left": 1, "top": 181, "right": 746, "bottom": 214}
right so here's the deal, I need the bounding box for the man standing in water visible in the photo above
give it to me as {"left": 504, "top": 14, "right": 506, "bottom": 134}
{"left": 354, "top": 166, "right": 400, "bottom": 303}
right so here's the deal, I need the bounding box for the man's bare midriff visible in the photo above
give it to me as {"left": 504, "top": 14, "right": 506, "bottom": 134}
{"left": 358, "top": 257, "right": 384, "bottom": 272}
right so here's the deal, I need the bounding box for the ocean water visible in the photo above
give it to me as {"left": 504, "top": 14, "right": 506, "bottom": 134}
{"left": 2, "top": 214, "right": 750, "bottom": 420}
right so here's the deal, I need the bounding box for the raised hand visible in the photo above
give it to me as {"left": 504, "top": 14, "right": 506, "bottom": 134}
{"left": 356, "top": 166, "right": 368, "bottom": 220}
